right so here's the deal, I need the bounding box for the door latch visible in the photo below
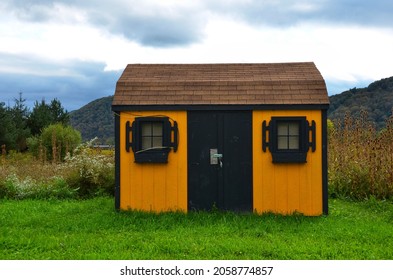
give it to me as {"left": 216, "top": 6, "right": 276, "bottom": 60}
{"left": 210, "top": 149, "right": 223, "bottom": 167}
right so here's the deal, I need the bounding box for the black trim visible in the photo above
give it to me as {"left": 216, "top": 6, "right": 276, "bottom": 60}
{"left": 322, "top": 110, "right": 329, "bottom": 215}
{"left": 114, "top": 112, "right": 121, "bottom": 210}
{"left": 308, "top": 120, "right": 316, "bottom": 152}
{"left": 262, "top": 120, "right": 269, "bottom": 152}
{"left": 112, "top": 104, "right": 329, "bottom": 112}
{"left": 125, "top": 120, "right": 134, "bottom": 152}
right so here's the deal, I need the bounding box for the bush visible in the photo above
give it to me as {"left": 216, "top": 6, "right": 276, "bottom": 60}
{"left": 27, "top": 123, "right": 81, "bottom": 163}
{"left": 63, "top": 138, "right": 115, "bottom": 198}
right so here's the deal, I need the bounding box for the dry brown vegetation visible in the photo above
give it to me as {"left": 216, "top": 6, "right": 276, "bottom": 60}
{"left": 329, "top": 110, "right": 393, "bottom": 200}
{"left": 0, "top": 139, "right": 114, "bottom": 199}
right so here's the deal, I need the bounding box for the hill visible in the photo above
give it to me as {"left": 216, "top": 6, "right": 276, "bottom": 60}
{"left": 69, "top": 96, "right": 114, "bottom": 144}
{"left": 69, "top": 77, "right": 393, "bottom": 143}
{"left": 328, "top": 77, "right": 393, "bottom": 130}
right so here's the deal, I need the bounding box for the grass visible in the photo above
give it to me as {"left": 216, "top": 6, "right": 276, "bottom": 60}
{"left": 1, "top": 197, "right": 393, "bottom": 260}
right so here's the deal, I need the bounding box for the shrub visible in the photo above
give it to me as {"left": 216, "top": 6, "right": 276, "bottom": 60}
{"left": 63, "top": 138, "right": 115, "bottom": 198}
{"left": 27, "top": 123, "right": 81, "bottom": 163}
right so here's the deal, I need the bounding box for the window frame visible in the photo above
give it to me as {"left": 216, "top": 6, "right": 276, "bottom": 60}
{"left": 268, "top": 116, "right": 309, "bottom": 163}
{"left": 126, "top": 116, "right": 178, "bottom": 164}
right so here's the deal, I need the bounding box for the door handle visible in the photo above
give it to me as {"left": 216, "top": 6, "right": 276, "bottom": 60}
{"left": 213, "top": 154, "right": 223, "bottom": 168}
{"left": 210, "top": 149, "right": 223, "bottom": 167}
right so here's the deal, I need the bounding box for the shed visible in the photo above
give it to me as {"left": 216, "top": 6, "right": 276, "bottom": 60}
{"left": 112, "top": 63, "right": 329, "bottom": 215}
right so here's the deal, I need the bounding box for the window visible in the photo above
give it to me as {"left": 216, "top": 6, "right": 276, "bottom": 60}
{"left": 125, "top": 117, "right": 178, "bottom": 163}
{"left": 277, "top": 121, "right": 300, "bottom": 150}
{"left": 141, "top": 122, "right": 164, "bottom": 150}
{"left": 262, "top": 117, "right": 315, "bottom": 163}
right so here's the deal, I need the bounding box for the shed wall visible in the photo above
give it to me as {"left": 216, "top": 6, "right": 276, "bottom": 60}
{"left": 253, "top": 110, "right": 323, "bottom": 215}
{"left": 119, "top": 111, "right": 188, "bottom": 212}
{"left": 117, "top": 109, "right": 325, "bottom": 215}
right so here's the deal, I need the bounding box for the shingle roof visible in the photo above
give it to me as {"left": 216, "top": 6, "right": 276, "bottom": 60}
{"left": 112, "top": 63, "right": 329, "bottom": 106}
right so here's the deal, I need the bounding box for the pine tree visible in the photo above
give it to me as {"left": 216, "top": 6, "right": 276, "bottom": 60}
{"left": 9, "top": 92, "right": 31, "bottom": 151}
{"left": 0, "top": 102, "right": 14, "bottom": 149}
{"left": 28, "top": 98, "right": 70, "bottom": 136}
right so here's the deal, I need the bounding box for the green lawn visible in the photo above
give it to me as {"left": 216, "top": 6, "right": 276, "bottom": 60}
{"left": 1, "top": 197, "right": 392, "bottom": 260}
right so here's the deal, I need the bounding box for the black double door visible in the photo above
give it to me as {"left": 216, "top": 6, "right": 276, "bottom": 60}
{"left": 188, "top": 111, "right": 252, "bottom": 211}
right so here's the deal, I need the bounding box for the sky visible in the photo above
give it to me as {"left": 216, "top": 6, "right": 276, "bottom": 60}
{"left": 1, "top": 0, "right": 393, "bottom": 111}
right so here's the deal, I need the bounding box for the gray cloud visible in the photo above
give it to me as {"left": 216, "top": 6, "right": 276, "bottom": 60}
{"left": 0, "top": 53, "right": 120, "bottom": 111}
{"left": 4, "top": 0, "right": 56, "bottom": 22}
{"left": 4, "top": 0, "right": 206, "bottom": 47}
{"left": 95, "top": 10, "right": 205, "bottom": 47}
{"left": 3, "top": 0, "right": 392, "bottom": 48}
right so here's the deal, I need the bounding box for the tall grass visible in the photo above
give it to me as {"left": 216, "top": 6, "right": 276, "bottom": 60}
{"left": 329, "top": 110, "right": 393, "bottom": 200}
{"left": 0, "top": 139, "right": 114, "bottom": 199}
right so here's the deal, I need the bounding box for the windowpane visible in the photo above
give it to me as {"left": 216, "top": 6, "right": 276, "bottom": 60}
{"left": 152, "top": 123, "right": 163, "bottom": 136}
{"left": 288, "top": 136, "right": 299, "bottom": 149}
{"left": 288, "top": 122, "right": 300, "bottom": 135}
{"left": 140, "top": 122, "right": 163, "bottom": 149}
{"left": 152, "top": 137, "right": 163, "bottom": 147}
{"left": 277, "top": 136, "right": 288, "bottom": 150}
{"left": 276, "top": 121, "right": 300, "bottom": 150}
{"left": 277, "top": 123, "right": 288, "bottom": 136}
{"left": 141, "top": 137, "right": 151, "bottom": 150}
{"left": 141, "top": 123, "right": 152, "bottom": 136}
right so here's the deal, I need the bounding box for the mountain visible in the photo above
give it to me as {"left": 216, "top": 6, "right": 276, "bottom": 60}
{"left": 69, "top": 96, "right": 114, "bottom": 144}
{"left": 328, "top": 76, "right": 393, "bottom": 130}
{"left": 69, "top": 77, "right": 393, "bottom": 143}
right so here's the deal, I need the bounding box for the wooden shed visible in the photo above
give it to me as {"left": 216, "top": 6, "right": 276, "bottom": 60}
{"left": 112, "top": 63, "right": 329, "bottom": 215}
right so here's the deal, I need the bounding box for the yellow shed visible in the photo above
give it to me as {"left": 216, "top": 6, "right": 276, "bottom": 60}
{"left": 112, "top": 63, "right": 329, "bottom": 216}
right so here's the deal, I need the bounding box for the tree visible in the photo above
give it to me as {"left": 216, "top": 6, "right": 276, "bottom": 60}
{"left": 28, "top": 98, "right": 70, "bottom": 136}
{"left": 0, "top": 102, "right": 14, "bottom": 149}
{"left": 9, "top": 92, "right": 31, "bottom": 151}
{"left": 49, "top": 98, "right": 69, "bottom": 125}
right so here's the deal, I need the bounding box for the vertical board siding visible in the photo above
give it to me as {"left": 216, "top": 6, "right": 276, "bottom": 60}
{"left": 118, "top": 109, "right": 324, "bottom": 215}
{"left": 119, "top": 111, "right": 188, "bottom": 212}
{"left": 253, "top": 110, "right": 323, "bottom": 215}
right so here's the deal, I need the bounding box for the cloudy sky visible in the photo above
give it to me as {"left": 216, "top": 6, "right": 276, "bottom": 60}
{"left": 1, "top": 0, "right": 392, "bottom": 111}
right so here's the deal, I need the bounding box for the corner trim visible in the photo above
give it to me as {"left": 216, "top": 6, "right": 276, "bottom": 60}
{"left": 322, "top": 109, "right": 329, "bottom": 215}
{"left": 114, "top": 111, "right": 121, "bottom": 210}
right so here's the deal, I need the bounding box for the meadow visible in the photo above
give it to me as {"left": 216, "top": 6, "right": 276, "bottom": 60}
{"left": 1, "top": 197, "right": 393, "bottom": 260}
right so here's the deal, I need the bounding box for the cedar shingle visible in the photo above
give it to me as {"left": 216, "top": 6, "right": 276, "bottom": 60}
{"left": 112, "top": 63, "right": 329, "bottom": 106}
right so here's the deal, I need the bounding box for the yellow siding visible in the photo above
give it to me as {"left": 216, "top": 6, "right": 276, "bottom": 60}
{"left": 253, "top": 110, "right": 323, "bottom": 216}
{"left": 119, "top": 111, "right": 188, "bottom": 212}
